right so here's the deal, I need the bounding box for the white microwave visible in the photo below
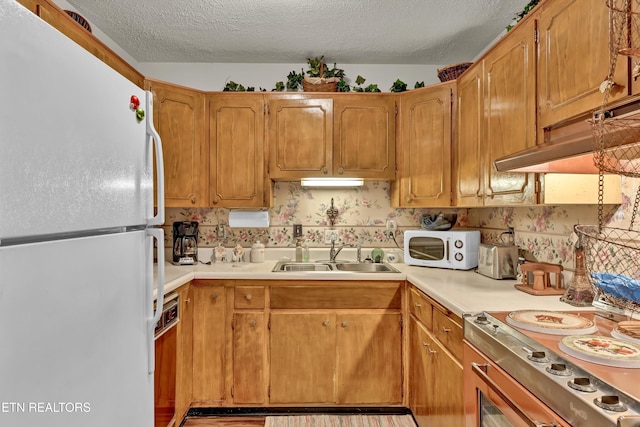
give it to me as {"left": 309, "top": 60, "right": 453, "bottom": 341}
{"left": 404, "top": 229, "right": 481, "bottom": 270}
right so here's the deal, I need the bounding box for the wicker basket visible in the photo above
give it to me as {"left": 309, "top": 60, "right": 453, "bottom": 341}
{"left": 437, "top": 62, "right": 473, "bottom": 82}
{"left": 302, "top": 77, "right": 339, "bottom": 92}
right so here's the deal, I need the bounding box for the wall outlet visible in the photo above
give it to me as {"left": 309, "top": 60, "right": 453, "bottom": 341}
{"left": 216, "top": 224, "right": 226, "bottom": 239}
{"left": 324, "top": 230, "right": 339, "bottom": 244}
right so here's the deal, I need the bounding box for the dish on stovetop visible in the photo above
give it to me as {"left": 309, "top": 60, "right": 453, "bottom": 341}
{"left": 559, "top": 334, "right": 640, "bottom": 368}
{"left": 506, "top": 309, "right": 598, "bottom": 335}
{"left": 612, "top": 320, "right": 640, "bottom": 345}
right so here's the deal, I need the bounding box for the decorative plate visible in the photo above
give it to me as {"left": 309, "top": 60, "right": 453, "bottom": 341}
{"left": 559, "top": 335, "right": 640, "bottom": 368}
{"left": 506, "top": 310, "right": 597, "bottom": 335}
{"left": 612, "top": 321, "right": 640, "bottom": 345}
{"left": 64, "top": 10, "right": 92, "bottom": 33}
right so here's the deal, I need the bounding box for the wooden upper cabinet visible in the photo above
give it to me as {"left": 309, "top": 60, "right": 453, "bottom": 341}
{"left": 537, "top": 0, "right": 628, "bottom": 128}
{"left": 483, "top": 17, "right": 537, "bottom": 206}
{"left": 146, "top": 80, "right": 207, "bottom": 207}
{"left": 268, "top": 96, "right": 333, "bottom": 179}
{"left": 333, "top": 95, "right": 396, "bottom": 179}
{"left": 396, "top": 83, "right": 454, "bottom": 207}
{"left": 208, "top": 94, "right": 267, "bottom": 207}
{"left": 455, "top": 63, "right": 484, "bottom": 207}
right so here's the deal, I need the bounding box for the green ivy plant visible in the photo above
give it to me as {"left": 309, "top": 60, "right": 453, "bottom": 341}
{"left": 507, "top": 0, "right": 540, "bottom": 31}
{"left": 286, "top": 69, "right": 304, "bottom": 90}
{"left": 390, "top": 79, "right": 407, "bottom": 93}
{"left": 414, "top": 81, "right": 425, "bottom": 89}
{"left": 352, "top": 75, "right": 381, "bottom": 93}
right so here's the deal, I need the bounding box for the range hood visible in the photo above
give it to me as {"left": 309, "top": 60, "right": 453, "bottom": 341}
{"left": 494, "top": 95, "right": 640, "bottom": 173}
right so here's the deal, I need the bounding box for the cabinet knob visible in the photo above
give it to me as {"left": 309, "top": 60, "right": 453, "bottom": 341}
{"left": 405, "top": 197, "right": 412, "bottom": 203}
{"left": 211, "top": 293, "right": 218, "bottom": 300}
{"left": 322, "top": 167, "right": 328, "bottom": 175}
{"left": 428, "top": 348, "right": 437, "bottom": 355}
{"left": 212, "top": 196, "right": 220, "bottom": 204}
{"left": 414, "top": 303, "right": 422, "bottom": 308}
{"left": 337, "top": 167, "right": 344, "bottom": 175}
{"left": 341, "top": 321, "right": 348, "bottom": 327}
{"left": 185, "top": 298, "right": 191, "bottom": 304}
{"left": 188, "top": 194, "right": 196, "bottom": 204}
{"left": 250, "top": 320, "right": 257, "bottom": 327}
{"left": 322, "top": 320, "right": 330, "bottom": 327}
{"left": 245, "top": 294, "right": 253, "bottom": 301}
{"left": 422, "top": 342, "right": 429, "bottom": 347}
{"left": 441, "top": 326, "right": 452, "bottom": 333}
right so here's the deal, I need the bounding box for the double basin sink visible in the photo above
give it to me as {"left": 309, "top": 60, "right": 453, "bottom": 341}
{"left": 272, "top": 261, "right": 399, "bottom": 273}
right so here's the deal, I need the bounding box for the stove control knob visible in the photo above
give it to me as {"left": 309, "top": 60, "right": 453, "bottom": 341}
{"left": 594, "top": 395, "right": 627, "bottom": 412}
{"left": 528, "top": 351, "right": 549, "bottom": 363}
{"left": 568, "top": 377, "right": 597, "bottom": 393}
{"left": 546, "top": 363, "right": 572, "bottom": 376}
{"left": 474, "top": 315, "right": 490, "bottom": 325}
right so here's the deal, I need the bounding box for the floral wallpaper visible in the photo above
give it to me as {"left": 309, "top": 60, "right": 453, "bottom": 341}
{"left": 165, "top": 177, "right": 640, "bottom": 273}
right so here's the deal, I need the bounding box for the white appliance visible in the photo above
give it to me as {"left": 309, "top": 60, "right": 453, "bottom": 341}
{"left": 404, "top": 229, "right": 481, "bottom": 270}
{"left": 0, "top": 1, "right": 165, "bottom": 426}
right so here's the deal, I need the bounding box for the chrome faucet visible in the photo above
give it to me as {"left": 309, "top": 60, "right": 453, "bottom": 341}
{"left": 329, "top": 239, "right": 349, "bottom": 262}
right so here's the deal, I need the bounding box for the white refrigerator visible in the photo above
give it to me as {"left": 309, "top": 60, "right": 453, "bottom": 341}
{"left": 0, "top": 1, "right": 165, "bottom": 426}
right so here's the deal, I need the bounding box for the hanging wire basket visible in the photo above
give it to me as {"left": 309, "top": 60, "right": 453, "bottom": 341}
{"left": 608, "top": 0, "right": 640, "bottom": 57}
{"left": 575, "top": 225, "right": 640, "bottom": 313}
{"left": 590, "top": 114, "right": 640, "bottom": 177}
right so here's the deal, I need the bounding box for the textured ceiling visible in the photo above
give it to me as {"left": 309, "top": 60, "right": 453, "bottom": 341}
{"left": 63, "top": 0, "right": 531, "bottom": 64}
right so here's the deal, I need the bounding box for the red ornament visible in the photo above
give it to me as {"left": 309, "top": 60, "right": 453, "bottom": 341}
{"left": 129, "top": 95, "right": 140, "bottom": 110}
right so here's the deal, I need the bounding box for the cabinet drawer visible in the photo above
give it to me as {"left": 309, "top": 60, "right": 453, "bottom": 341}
{"left": 409, "top": 287, "right": 433, "bottom": 330}
{"left": 235, "top": 286, "right": 265, "bottom": 309}
{"left": 432, "top": 309, "right": 463, "bottom": 361}
{"left": 270, "top": 284, "right": 401, "bottom": 309}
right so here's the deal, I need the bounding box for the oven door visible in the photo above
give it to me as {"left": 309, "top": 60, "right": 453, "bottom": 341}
{"left": 464, "top": 342, "right": 570, "bottom": 427}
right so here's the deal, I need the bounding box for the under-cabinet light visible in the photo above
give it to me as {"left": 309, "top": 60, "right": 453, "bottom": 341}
{"left": 300, "top": 178, "right": 364, "bottom": 187}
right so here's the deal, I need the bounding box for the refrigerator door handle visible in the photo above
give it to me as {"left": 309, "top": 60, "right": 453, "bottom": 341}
{"left": 147, "top": 227, "right": 165, "bottom": 374}
{"left": 146, "top": 90, "right": 165, "bottom": 226}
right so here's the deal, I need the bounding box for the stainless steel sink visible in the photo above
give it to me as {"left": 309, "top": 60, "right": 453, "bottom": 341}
{"left": 272, "top": 261, "right": 399, "bottom": 273}
{"left": 334, "top": 263, "right": 399, "bottom": 273}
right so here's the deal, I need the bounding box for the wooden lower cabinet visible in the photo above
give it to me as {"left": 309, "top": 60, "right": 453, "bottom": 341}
{"left": 409, "top": 285, "right": 463, "bottom": 427}
{"left": 175, "top": 284, "right": 193, "bottom": 423}
{"left": 192, "top": 283, "right": 227, "bottom": 404}
{"left": 232, "top": 311, "right": 266, "bottom": 404}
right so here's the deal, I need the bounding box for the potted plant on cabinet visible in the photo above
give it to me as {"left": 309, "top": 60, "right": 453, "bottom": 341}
{"left": 302, "top": 56, "right": 345, "bottom": 92}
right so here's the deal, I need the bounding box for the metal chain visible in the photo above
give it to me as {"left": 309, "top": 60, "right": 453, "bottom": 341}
{"left": 631, "top": 185, "right": 640, "bottom": 230}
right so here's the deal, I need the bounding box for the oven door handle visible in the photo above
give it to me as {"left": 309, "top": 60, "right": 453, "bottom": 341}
{"left": 471, "top": 363, "right": 557, "bottom": 427}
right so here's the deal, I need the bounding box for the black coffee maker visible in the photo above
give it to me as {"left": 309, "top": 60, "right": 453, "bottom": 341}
{"left": 172, "top": 221, "right": 198, "bottom": 265}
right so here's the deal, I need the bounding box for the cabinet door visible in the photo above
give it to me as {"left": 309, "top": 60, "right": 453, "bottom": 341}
{"left": 538, "top": 0, "right": 628, "bottom": 127}
{"left": 146, "top": 80, "right": 207, "bottom": 207}
{"left": 208, "top": 94, "right": 266, "bottom": 207}
{"left": 397, "top": 84, "right": 453, "bottom": 207}
{"left": 455, "top": 63, "right": 484, "bottom": 207}
{"left": 268, "top": 96, "right": 333, "bottom": 179}
{"left": 336, "top": 313, "right": 402, "bottom": 404}
{"left": 175, "top": 284, "right": 193, "bottom": 424}
{"left": 483, "top": 18, "right": 537, "bottom": 206}
{"left": 429, "top": 331, "right": 464, "bottom": 427}
{"left": 333, "top": 95, "right": 396, "bottom": 179}
{"left": 232, "top": 312, "right": 265, "bottom": 404}
{"left": 269, "top": 312, "right": 336, "bottom": 403}
{"left": 409, "top": 317, "right": 433, "bottom": 427}
{"left": 192, "top": 285, "right": 226, "bottom": 403}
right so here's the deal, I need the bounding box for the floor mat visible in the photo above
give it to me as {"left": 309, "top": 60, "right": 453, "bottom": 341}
{"left": 264, "top": 415, "right": 416, "bottom": 427}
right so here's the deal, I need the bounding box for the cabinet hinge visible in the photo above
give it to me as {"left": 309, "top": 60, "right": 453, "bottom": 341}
{"left": 264, "top": 104, "right": 269, "bottom": 115}
{"left": 395, "top": 104, "right": 398, "bottom": 115}
{"left": 231, "top": 315, "right": 235, "bottom": 330}
{"left": 231, "top": 385, "right": 234, "bottom": 398}
{"left": 535, "top": 179, "right": 541, "bottom": 195}
{"left": 534, "top": 27, "right": 539, "bottom": 44}
{"left": 268, "top": 314, "right": 271, "bottom": 330}
{"left": 268, "top": 385, "right": 271, "bottom": 398}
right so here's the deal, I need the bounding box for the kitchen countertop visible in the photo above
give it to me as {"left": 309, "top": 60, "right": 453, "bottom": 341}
{"left": 155, "top": 257, "right": 583, "bottom": 317}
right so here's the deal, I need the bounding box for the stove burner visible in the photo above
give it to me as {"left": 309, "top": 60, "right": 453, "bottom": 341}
{"left": 546, "top": 363, "right": 572, "bottom": 376}
{"left": 568, "top": 377, "right": 597, "bottom": 393}
{"left": 474, "top": 315, "right": 490, "bottom": 325}
{"left": 528, "top": 351, "right": 550, "bottom": 363}
{"left": 594, "top": 395, "right": 628, "bottom": 412}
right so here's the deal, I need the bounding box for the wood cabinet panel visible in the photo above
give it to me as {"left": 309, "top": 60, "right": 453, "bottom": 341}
{"left": 409, "top": 287, "right": 433, "bottom": 330}
{"left": 428, "top": 330, "right": 464, "bottom": 427}
{"left": 396, "top": 84, "right": 454, "bottom": 207}
{"left": 409, "top": 316, "right": 433, "bottom": 427}
{"left": 269, "top": 312, "right": 336, "bottom": 403}
{"left": 146, "top": 80, "right": 207, "bottom": 207}
{"left": 175, "top": 284, "right": 193, "bottom": 423}
{"left": 538, "top": 0, "right": 628, "bottom": 128}
{"left": 455, "top": 63, "right": 484, "bottom": 207}
{"left": 208, "top": 94, "right": 266, "bottom": 207}
{"left": 333, "top": 95, "right": 396, "bottom": 179}
{"left": 336, "top": 313, "right": 402, "bottom": 404}
{"left": 234, "top": 286, "right": 265, "bottom": 309}
{"left": 270, "top": 284, "right": 402, "bottom": 309}
{"left": 432, "top": 309, "right": 463, "bottom": 361}
{"left": 191, "top": 284, "right": 226, "bottom": 403}
{"left": 232, "top": 312, "right": 265, "bottom": 404}
{"left": 268, "top": 96, "right": 333, "bottom": 179}
{"left": 483, "top": 17, "right": 537, "bottom": 206}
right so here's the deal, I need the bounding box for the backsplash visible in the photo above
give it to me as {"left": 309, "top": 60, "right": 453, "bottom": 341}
{"left": 165, "top": 177, "right": 639, "bottom": 272}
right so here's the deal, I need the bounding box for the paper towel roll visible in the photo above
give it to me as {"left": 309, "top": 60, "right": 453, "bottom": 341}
{"left": 228, "top": 210, "right": 270, "bottom": 228}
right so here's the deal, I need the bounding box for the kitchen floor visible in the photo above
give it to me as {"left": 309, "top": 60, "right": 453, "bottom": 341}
{"left": 182, "top": 416, "right": 265, "bottom": 427}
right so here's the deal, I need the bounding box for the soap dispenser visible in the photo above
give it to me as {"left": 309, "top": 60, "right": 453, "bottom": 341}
{"left": 295, "top": 238, "right": 303, "bottom": 262}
